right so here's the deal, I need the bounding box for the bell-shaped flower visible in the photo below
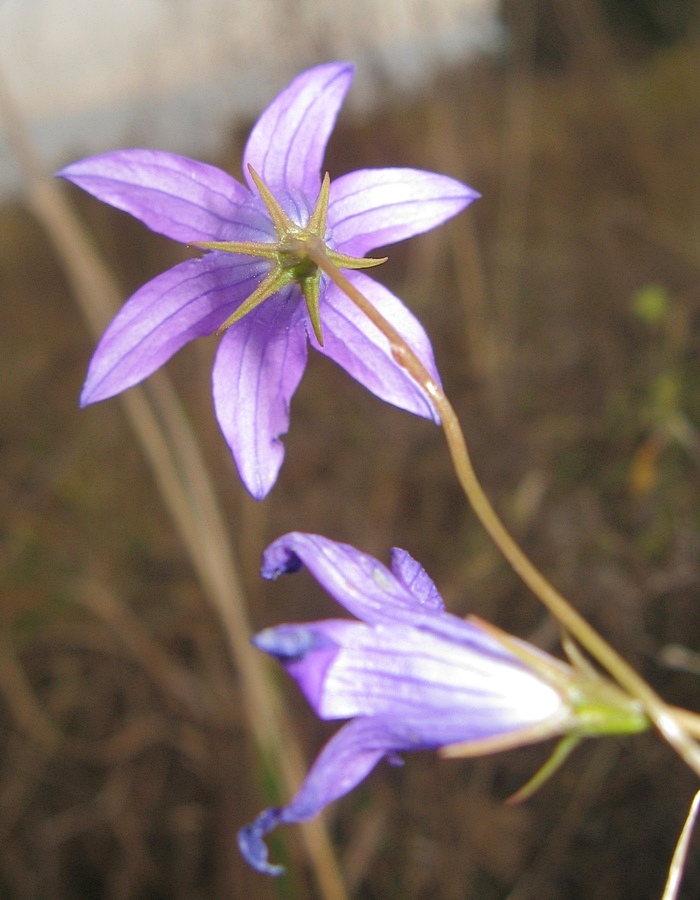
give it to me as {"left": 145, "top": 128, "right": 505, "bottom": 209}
{"left": 58, "top": 62, "right": 479, "bottom": 498}
{"left": 239, "top": 532, "right": 648, "bottom": 875}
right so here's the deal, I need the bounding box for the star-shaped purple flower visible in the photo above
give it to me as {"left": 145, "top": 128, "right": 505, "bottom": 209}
{"left": 58, "top": 62, "right": 479, "bottom": 498}
{"left": 239, "top": 532, "right": 578, "bottom": 875}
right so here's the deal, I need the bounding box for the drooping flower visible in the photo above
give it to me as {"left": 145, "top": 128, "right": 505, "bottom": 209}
{"left": 58, "top": 62, "right": 479, "bottom": 498}
{"left": 239, "top": 532, "right": 648, "bottom": 875}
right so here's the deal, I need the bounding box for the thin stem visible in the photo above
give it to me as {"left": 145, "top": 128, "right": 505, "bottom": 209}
{"left": 307, "top": 238, "right": 700, "bottom": 778}
{"left": 662, "top": 789, "right": 700, "bottom": 900}
{"left": 671, "top": 708, "right": 700, "bottom": 740}
{"left": 0, "top": 71, "right": 347, "bottom": 899}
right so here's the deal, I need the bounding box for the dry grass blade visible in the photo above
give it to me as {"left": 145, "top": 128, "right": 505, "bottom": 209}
{"left": 0, "top": 63, "right": 346, "bottom": 899}
{"left": 663, "top": 790, "right": 700, "bottom": 900}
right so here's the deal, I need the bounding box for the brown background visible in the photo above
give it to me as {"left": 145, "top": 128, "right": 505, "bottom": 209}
{"left": 1, "top": 1, "right": 699, "bottom": 897}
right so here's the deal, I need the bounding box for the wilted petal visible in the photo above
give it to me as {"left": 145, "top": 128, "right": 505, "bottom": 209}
{"left": 238, "top": 717, "right": 396, "bottom": 875}
{"left": 315, "top": 272, "right": 441, "bottom": 423}
{"left": 329, "top": 167, "right": 480, "bottom": 256}
{"left": 243, "top": 62, "right": 353, "bottom": 202}
{"left": 59, "top": 150, "right": 272, "bottom": 244}
{"left": 81, "top": 254, "right": 268, "bottom": 405}
{"left": 261, "top": 532, "right": 430, "bottom": 625}
{"left": 212, "top": 290, "right": 309, "bottom": 500}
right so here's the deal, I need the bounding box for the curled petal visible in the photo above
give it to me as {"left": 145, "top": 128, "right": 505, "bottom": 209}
{"left": 81, "top": 254, "right": 268, "bottom": 405}
{"left": 259, "top": 533, "right": 561, "bottom": 677}
{"left": 252, "top": 622, "right": 332, "bottom": 663}
{"left": 238, "top": 718, "right": 396, "bottom": 875}
{"left": 245, "top": 532, "right": 587, "bottom": 878}
{"left": 238, "top": 808, "right": 286, "bottom": 877}
{"left": 243, "top": 62, "right": 354, "bottom": 201}
{"left": 212, "top": 290, "right": 309, "bottom": 500}
{"left": 253, "top": 623, "right": 341, "bottom": 712}
{"left": 239, "top": 696, "right": 560, "bottom": 876}
{"left": 315, "top": 272, "right": 442, "bottom": 423}
{"left": 329, "top": 167, "right": 480, "bottom": 256}
{"left": 59, "top": 150, "right": 272, "bottom": 243}
{"left": 261, "top": 532, "right": 427, "bottom": 625}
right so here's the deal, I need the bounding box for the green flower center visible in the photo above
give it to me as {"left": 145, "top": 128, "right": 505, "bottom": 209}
{"left": 193, "top": 165, "right": 386, "bottom": 345}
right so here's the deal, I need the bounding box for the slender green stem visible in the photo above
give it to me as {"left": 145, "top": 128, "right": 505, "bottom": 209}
{"left": 307, "top": 238, "right": 700, "bottom": 778}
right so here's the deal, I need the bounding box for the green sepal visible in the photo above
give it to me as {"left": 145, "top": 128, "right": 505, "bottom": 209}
{"left": 301, "top": 273, "right": 324, "bottom": 345}
{"left": 191, "top": 239, "right": 279, "bottom": 259}
{"left": 215, "top": 268, "right": 293, "bottom": 334}
{"left": 507, "top": 734, "right": 581, "bottom": 804}
{"left": 326, "top": 248, "right": 387, "bottom": 270}
{"left": 191, "top": 167, "right": 387, "bottom": 337}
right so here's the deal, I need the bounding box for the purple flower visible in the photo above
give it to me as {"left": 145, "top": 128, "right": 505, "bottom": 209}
{"left": 239, "top": 532, "right": 577, "bottom": 875}
{"left": 58, "top": 62, "right": 479, "bottom": 498}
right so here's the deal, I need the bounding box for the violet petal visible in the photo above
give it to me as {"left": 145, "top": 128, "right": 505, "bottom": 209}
{"left": 314, "top": 272, "right": 441, "bottom": 423}
{"left": 302, "top": 620, "right": 564, "bottom": 736}
{"left": 238, "top": 717, "right": 396, "bottom": 875}
{"left": 81, "top": 254, "right": 269, "bottom": 405}
{"left": 254, "top": 623, "right": 343, "bottom": 713}
{"left": 329, "top": 167, "right": 480, "bottom": 256}
{"left": 59, "top": 149, "right": 272, "bottom": 244}
{"left": 261, "top": 532, "right": 426, "bottom": 625}
{"left": 243, "top": 62, "right": 353, "bottom": 201}
{"left": 389, "top": 548, "right": 444, "bottom": 611}
{"left": 260, "top": 534, "right": 532, "bottom": 657}
{"left": 211, "top": 290, "right": 309, "bottom": 500}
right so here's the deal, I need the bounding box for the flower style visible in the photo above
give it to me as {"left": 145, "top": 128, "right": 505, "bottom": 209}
{"left": 239, "top": 532, "right": 648, "bottom": 875}
{"left": 58, "top": 62, "right": 479, "bottom": 498}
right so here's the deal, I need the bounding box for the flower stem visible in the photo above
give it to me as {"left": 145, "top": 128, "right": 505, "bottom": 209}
{"left": 671, "top": 708, "right": 700, "bottom": 740}
{"left": 308, "top": 239, "right": 700, "bottom": 778}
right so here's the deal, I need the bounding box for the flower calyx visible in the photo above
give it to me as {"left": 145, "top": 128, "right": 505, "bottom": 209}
{"left": 194, "top": 165, "right": 387, "bottom": 345}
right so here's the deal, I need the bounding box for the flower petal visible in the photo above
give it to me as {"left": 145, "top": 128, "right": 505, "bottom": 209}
{"left": 298, "top": 621, "right": 564, "bottom": 735}
{"left": 81, "top": 254, "right": 268, "bottom": 405}
{"left": 212, "top": 290, "right": 308, "bottom": 500}
{"left": 243, "top": 62, "right": 353, "bottom": 202}
{"left": 389, "top": 548, "right": 444, "bottom": 612}
{"left": 261, "top": 532, "right": 426, "bottom": 625}
{"left": 58, "top": 150, "right": 272, "bottom": 244}
{"left": 260, "top": 534, "right": 540, "bottom": 657}
{"left": 238, "top": 717, "right": 396, "bottom": 875}
{"left": 314, "top": 272, "right": 442, "bottom": 423}
{"left": 255, "top": 617, "right": 565, "bottom": 739}
{"left": 328, "top": 167, "right": 480, "bottom": 256}
{"left": 253, "top": 623, "right": 341, "bottom": 712}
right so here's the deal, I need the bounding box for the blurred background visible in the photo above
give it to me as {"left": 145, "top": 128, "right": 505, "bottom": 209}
{"left": 1, "top": 0, "right": 700, "bottom": 897}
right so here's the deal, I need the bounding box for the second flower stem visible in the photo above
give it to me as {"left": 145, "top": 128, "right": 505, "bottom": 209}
{"left": 307, "top": 239, "right": 700, "bottom": 778}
